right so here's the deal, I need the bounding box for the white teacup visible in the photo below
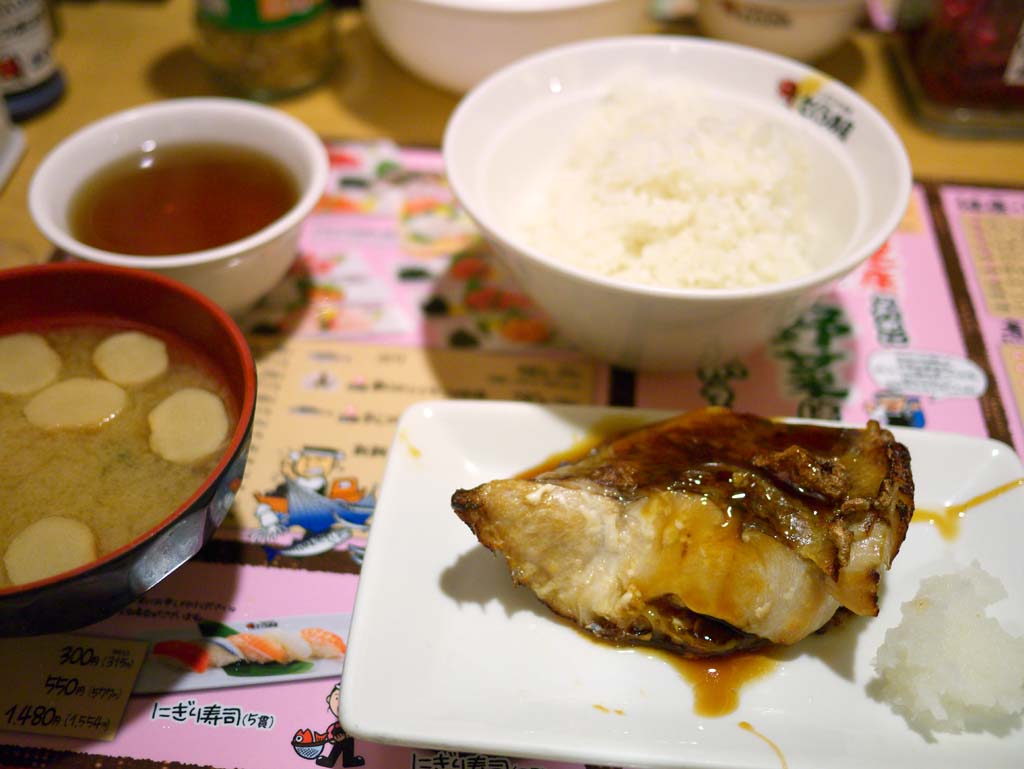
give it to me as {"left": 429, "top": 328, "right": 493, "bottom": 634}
{"left": 29, "top": 98, "right": 328, "bottom": 315}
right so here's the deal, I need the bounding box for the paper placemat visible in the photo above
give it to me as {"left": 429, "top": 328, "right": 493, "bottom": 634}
{"left": 3, "top": 140, "right": 1021, "bottom": 769}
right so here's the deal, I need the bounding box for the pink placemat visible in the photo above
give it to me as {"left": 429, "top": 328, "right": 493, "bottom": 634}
{"left": 5, "top": 141, "right": 1021, "bottom": 769}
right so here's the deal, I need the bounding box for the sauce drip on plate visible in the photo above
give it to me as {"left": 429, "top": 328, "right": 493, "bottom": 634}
{"left": 912, "top": 477, "right": 1024, "bottom": 540}
{"left": 515, "top": 414, "right": 649, "bottom": 479}
{"left": 580, "top": 630, "right": 777, "bottom": 717}
{"left": 739, "top": 721, "right": 788, "bottom": 769}
{"left": 653, "top": 649, "right": 777, "bottom": 717}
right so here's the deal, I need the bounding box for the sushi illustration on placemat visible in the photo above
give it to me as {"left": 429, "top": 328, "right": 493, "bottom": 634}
{"left": 134, "top": 613, "right": 350, "bottom": 693}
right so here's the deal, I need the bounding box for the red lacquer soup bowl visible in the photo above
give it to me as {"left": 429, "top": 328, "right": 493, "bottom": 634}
{"left": 0, "top": 263, "right": 256, "bottom": 636}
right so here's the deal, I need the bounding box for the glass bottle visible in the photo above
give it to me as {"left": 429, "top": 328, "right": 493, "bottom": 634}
{"left": 195, "top": 0, "right": 336, "bottom": 101}
{"left": 911, "top": 0, "right": 1024, "bottom": 109}
{"left": 0, "top": 0, "right": 64, "bottom": 120}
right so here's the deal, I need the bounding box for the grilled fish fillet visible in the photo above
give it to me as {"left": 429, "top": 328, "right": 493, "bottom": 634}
{"left": 451, "top": 407, "right": 914, "bottom": 657}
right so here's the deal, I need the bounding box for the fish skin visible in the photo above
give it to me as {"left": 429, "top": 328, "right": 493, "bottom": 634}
{"left": 451, "top": 407, "right": 914, "bottom": 657}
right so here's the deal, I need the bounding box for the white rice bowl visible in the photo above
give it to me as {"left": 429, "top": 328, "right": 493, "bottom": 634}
{"left": 443, "top": 36, "right": 912, "bottom": 370}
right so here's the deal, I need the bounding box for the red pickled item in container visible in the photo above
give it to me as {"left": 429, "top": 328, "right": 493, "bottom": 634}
{"left": 912, "top": 0, "right": 1024, "bottom": 109}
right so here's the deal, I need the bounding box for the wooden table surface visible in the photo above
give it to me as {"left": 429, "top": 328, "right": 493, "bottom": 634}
{"left": 2, "top": 0, "right": 1023, "bottom": 264}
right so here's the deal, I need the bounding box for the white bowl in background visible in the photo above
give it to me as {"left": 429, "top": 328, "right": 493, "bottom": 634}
{"left": 29, "top": 98, "right": 328, "bottom": 315}
{"left": 697, "top": 0, "right": 866, "bottom": 62}
{"left": 363, "top": 0, "right": 652, "bottom": 93}
{"left": 443, "top": 36, "right": 911, "bottom": 371}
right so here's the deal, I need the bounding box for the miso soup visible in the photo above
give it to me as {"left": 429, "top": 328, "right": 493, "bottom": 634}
{"left": 0, "top": 325, "right": 236, "bottom": 588}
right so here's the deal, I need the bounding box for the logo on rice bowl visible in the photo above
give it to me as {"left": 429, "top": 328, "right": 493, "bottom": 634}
{"left": 778, "top": 76, "right": 855, "bottom": 142}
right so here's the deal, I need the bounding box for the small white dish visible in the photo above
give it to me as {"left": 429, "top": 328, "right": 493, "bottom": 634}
{"left": 29, "top": 98, "right": 328, "bottom": 315}
{"left": 341, "top": 400, "right": 1024, "bottom": 769}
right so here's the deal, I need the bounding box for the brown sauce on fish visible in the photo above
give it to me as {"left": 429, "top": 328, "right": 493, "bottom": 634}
{"left": 515, "top": 414, "right": 651, "bottom": 478}
{"left": 912, "top": 477, "right": 1024, "bottom": 540}
{"left": 458, "top": 410, "right": 908, "bottom": 704}
{"left": 517, "top": 412, "right": 890, "bottom": 530}
{"left": 528, "top": 417, "right": 1020, "bottom": 546}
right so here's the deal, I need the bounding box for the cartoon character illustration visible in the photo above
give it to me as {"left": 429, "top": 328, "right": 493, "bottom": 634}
{"left": 866, "top": 391, "right": 925, "bottom": 428}
{"left": 291, "top": 682, "right": 364, "bottom": 767}
{"left": 250, "top": 446, "right": 375, "bottom": 558}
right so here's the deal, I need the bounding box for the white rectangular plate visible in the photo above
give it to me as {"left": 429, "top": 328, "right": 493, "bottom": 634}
{"left": 341, "top": 401, "right": 1024, "bottom": 769}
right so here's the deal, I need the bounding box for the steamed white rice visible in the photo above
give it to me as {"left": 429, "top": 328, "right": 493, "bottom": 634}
{"left": 873, "top": 563, "right": 1024, "bottom": 733}
{"left": 518, "top": 77, "right": 813, "bottom": 290}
